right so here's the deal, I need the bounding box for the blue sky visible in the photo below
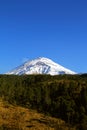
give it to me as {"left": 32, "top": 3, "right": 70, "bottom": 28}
{"left": 0, "top": 0, "right": 87, "bottom": 73}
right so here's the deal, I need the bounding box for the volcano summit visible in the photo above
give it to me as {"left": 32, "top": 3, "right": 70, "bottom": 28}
{"left": 7, "top": 57, "right": 76, "bottom": 75}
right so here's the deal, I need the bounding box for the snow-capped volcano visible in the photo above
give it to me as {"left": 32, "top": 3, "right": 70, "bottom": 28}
{"left": 7, "top": 57, "right": 76, "bottom": 75}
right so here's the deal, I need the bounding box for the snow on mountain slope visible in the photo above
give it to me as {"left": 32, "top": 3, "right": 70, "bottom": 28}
{"left": 7, "top": 57, "right": 76, "bottom": 75}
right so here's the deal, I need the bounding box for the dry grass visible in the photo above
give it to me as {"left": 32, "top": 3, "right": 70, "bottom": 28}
{"left": 0, "top": 99, "right": 76, "bottom": 130}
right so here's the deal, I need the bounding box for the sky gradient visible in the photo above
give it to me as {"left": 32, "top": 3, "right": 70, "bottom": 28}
{"left": 0, "top": 0, "right": 87, "bottom": 74}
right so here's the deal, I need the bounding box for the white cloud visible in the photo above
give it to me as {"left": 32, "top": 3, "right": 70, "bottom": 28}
{"left": 22, "top": 57, "right": 28, "bottom": 63}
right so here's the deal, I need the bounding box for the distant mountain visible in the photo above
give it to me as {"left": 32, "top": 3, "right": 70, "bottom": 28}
{"left": 7, "top": 57, "right": 76, "bottom": 75}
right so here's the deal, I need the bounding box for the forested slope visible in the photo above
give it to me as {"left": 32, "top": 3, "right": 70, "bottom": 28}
{"left": 0, "top": 74, "right": 87, "bottom": 130}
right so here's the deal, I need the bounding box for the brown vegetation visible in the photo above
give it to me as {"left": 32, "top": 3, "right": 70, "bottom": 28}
{"left": 0, "top": 99, "right": 75, "bottom": 130}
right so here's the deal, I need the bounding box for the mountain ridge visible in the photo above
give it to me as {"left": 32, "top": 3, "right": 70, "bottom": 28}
{"left": 7, "top": 57, "right": 76, "bottom": 75}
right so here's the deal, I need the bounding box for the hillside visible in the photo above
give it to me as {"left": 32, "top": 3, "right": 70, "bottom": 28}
{"left": 0, "top": 74, "right": 87, "bottom": 130}
{"left": 0, "top": 99, "right": 75, "bottom": 130}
